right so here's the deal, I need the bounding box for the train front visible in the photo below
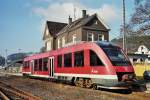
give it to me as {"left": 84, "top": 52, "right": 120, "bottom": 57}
{"left": 97, "top": 42, "right": 138, "bottom": 89}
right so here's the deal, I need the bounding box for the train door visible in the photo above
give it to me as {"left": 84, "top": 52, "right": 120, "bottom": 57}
{"left": 30, "top": 60, "right": 34, "bottom": 74}
{"left": 49, "top": 57, "right": 54, "bottom": 77}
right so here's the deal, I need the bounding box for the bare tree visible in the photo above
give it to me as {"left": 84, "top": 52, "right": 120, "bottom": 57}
{"left": 131, "top": 0, "right": 150, "bottom": 35}
{"left": 120, "top": 0, "right": 150, "bottom": 36}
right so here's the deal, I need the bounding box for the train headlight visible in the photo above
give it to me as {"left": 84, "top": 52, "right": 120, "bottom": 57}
{"left": 128, "top": 74, "right": 133, "bottom": 80}
{"left": 122, "top": 74, "right": 128, "bottom": 81}
{"left": 122, "top": 74, "right": 135, "bottom": 81}
{"left": 129, "top": 74, "right": 136, "bottom": 80}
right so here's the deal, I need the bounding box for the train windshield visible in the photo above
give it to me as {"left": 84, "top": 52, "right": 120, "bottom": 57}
{"left": 102, "top": 48, "right": 131, "bottom": 66}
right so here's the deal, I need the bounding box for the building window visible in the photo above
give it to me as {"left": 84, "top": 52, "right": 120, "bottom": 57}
{"left": 62, "top": 37, "right": 65, "bottom": 47}
{"left": 57, "top": 55, "right": 62, "bottom": 68}
{"left": 73, "top": 34, "right": 77, "bottom": 43}
{"left": 133, "top": 58, "right": 138, "bottom": 63}
{"left": 46, "top": 29, "right": 49, "bottom": 35}
{"left": 64, "top": 53, "right": 72, "bottom": 67}
{"left": 95, "top": 21, "right": 98, "bottom": 25}
{"left": 141, "top": 47, "right": 143, "bottom": 50}
{"left": 58, "top": 38, "right": 60, "bottom": 49}
{"left": 46, "top": 41, "right": 51, "bottom": 51}
{"left": 148, "top": 57, "right": 150, "bottom": 61}
{"left": 98, "top": 34, "right": 104, "bottom": 41}
{"left": 87, "top": 33, "right": 94, "bottom": 41}
{"left": 43, "top": 58, "right": 48, "bottom": 71}
{"left": 74, "top": 51, "right": 84, "bottom": 67}
{"left": 90, "top": 50, "right": 104, "bottom": 66}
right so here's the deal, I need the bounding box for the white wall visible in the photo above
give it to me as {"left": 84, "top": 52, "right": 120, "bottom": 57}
{"left": 135, "top": 45, "right": 149, "bottom": 54}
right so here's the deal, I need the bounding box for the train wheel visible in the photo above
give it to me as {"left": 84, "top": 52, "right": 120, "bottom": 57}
{"left": 93, "top": 84, "right": 98, "bottom": 90}
{"left": 75, "top": 78, "right": 80, "bottom": 87}
{"left": 85, "top": 79, "right": 92, "bottom": 88}
{"left": 78, "top": 78, "right": 85, "bottom": 88}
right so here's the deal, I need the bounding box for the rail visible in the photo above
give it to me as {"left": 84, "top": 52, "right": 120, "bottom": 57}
{"left": 0, "top": 81, "right": 41, "bottom": 100}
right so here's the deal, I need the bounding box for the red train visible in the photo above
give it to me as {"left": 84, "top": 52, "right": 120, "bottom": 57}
{"left": 22, "top": 41, "right": 136, "bottom": 89}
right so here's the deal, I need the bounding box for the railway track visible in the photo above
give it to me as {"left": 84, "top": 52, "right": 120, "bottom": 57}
{"left": 0, "top": 73, "right": 150, "bottom": 100}
{"left": 0, "top": 81, "right": 41, "bottom": 100}
{"left": 0, "top": 90, "right": 9, "bottom": 100}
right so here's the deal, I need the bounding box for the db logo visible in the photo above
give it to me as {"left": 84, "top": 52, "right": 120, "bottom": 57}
{"left": 91, "top": 69, "right": 98, "bottom": 73}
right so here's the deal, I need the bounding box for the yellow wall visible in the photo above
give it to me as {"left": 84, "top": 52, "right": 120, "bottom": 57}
{"left": 133, "top": 64, "right": 150, "bottom": 77}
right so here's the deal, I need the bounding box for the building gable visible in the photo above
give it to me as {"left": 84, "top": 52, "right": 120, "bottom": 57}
{"left": 84, "top": 16, "right": 109, "bottom": 31}
{"left": 43, "top": 21, "right": 67, "bottom": 40}
{"left": 43, "top": 25, "right": 52, "bottom": 40}
{"left": 135, "top": 45, "right": 149, "bottom": 54}
{"left": 57, "top": 14, "right": 110, "bottom": 36}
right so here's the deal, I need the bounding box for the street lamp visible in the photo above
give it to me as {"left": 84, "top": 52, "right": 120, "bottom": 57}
{"left": 123, "top": 0, "right": 127, "bottom": 54}
{"left": 5, "top": 49, "right": 8, "bottom": 67}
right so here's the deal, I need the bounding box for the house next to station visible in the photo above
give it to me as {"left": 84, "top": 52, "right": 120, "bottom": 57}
{"left": 42, "top": 10, "right": 110, "bottom": 51}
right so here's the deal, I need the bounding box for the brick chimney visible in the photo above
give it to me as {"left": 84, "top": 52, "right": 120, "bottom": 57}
{"left": 68, "top": 16, "right": 72, "bottom": 24}
{"left": 82, "top": 10, "right": 86, "bottom": 18}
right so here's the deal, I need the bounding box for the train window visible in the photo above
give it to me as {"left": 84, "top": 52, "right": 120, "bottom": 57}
{"left": 26, "top": 61, "right": 28, "bottom": 67}
{"left": 64, "top": 53, "right": 72, "bottom": 67}
{"left": 74, "top": 51, "right": 84, "bottom": 67}
{"left": 39, "top": 59, "right": 42, "bottom": 71}
{"left": 27, "top": 61, "right": 30, "bottom": 68}
{"left": 24, "top": 61, "right": 30, "bottom": 68}
{"left": 102, "top": 48, "right": 131, "bottom": 66}
{"left": 57, "top": 55, "right": 62, "bottom": 68}
{"left": 34, "top": 59, "right": 38, "bottom": 71}
{"left": 43, "top": 58, "right": 48, "bottom": 71}
{"left": 24, "top": 61, "right": 27, "bottom": 67}
{"left": 90, "top": 50, "right": 104, "bottom": 66}
{"left": 26, "top": 62, "right": 28, "bottom": 67}
{"left": 24, "top": 62, "right": 26, "bottom": 67}
{"left": 23, "top": 62, "right": 25, "bottom": 67}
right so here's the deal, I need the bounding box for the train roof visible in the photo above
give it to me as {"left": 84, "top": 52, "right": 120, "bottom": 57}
{"left": 63, "top": 41, "right": 119, "bottom": 48}
{"left": 96, "top": 41, "right": 119, "bottom": 48}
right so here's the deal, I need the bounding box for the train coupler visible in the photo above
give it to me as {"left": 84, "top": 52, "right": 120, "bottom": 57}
{"left": 130, "top": 80, "right": 147, "bottom": 92}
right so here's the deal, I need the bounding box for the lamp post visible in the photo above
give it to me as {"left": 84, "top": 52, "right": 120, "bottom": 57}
{"left": 5, "top": 49, "right": 8, "bottom": 67}
{"left": 123, "top": 0, "right": 127, "bottom": 54}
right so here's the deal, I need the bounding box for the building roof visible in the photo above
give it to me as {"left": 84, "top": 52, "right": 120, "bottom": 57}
{"left": 57, "top": 14, "right": 110, "bottom": 36}
{"left": 46, "top": 21, "right": 67, "bottom": 37}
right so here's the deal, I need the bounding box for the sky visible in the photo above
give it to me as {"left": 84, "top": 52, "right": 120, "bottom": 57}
{"left": 0, "top": 0, "right": 135, "bottom": 57}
